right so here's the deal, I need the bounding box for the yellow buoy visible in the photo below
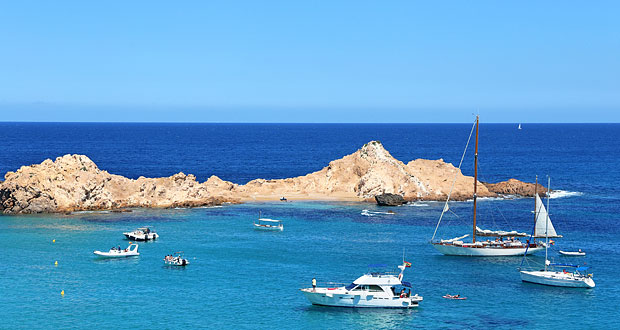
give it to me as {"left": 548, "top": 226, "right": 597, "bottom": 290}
{"left": 54, "top": 261, "right": 58, "bottom": 266}
{"left": 52, "top": 239, "right": 56, "bottom": 243}
{"left": 61, "top": 290, "right": 65, "bottom": 296}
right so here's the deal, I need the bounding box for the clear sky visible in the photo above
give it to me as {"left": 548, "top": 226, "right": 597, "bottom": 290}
{"left": 0, "top": 1, "right": 618, "bottom": 122}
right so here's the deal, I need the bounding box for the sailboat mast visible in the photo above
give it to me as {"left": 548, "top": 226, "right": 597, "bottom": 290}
{"left": 534, "top": 176, "right": 538, "bottom": 236}
{"left": 472, "top": 116, "right": 479, "bottom": 243}
{"left": 545, "top": 177, "right": 551, "bottom": 271}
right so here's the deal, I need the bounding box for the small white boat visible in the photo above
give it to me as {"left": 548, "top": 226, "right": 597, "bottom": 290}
{"left": 559, "top": 250, "right": 586, "bottom": 256}
{"left": 164, "top": 252, "right": 190, "bottom": 266}
{"left": 518, "top": 123, "right": 522, "bottom": 130}
{"left": 519, "top": 177, "right": 595, "bottom": 288}
{"left": 300, "top": 262, "right": 423, "bottom": 308}
{"left": 520, "top": 264, "right": 595, "bottom": 288}
{"left": 94, "top": 243, "right": 139, "bottom": 258}
{"left": 123, "top": 227, "right": 159, "bottom": 241}
{"left": 253, "top": 216, "right": 283, "bottom": 231}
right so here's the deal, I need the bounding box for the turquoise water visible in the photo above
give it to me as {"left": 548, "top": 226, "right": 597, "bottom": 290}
{"left": 1, "top": 199, "right": 618, "bottom": 329}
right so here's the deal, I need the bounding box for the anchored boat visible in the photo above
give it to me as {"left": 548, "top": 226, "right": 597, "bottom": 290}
{"left": 164, "top": 252, "right": 190, "bottom": 266}
{"left": 94, "top": 243, "right": 139, "bottom": 258}
{"left": 253, "top": 212, "right": 283, "bottom": 231}
{"left": 123, "top": 227, "right": 159, "bottom": 241}
{"left": 430, "top": 116, "right": 546, "bottom": 256}
{"left": 519, "top": 177, "right": 595, "bottom": 288}
{"left": 300, "top": 262, "right": 423, "bottom": 308}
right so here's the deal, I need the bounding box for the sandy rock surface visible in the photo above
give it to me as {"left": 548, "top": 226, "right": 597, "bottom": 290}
{"left": 0, "top": 141, "right": 543, "bottom": 214}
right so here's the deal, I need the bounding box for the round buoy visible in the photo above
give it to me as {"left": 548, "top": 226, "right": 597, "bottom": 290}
{"left": 54, "top": 261, "right": 58, "bottom": 266}
{"left": 52, "top": 239, "right": 56, "bottom": 243}
{"left": 61, "top": 290, "right": 65, "bottom": 296}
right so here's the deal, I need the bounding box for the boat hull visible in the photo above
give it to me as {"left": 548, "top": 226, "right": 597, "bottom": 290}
{"left": 520, "top": 271, "right": 595, "bottom": 288}
{"left": 559, "top": 251, "right": 585, "bottom": 256}
{"left": 432, "top": 243, "right": 543, "bottom": 256}
{"left": 300, "top": 289, "right": 421, "bottom": 308}
{"left": 253, "top": 224, "right": 283, "bottom": 231}
{"left": 93, "top": 251, "right": 139, "bottom": 258}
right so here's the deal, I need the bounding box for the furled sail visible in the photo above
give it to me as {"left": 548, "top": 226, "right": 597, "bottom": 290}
{"left": 534, "top": 194, "right": 561, "bottom": 238}
{"left": 476, "top": 226, "right": 528, "bottom": 237}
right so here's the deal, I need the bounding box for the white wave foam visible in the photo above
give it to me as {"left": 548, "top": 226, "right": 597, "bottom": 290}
{"left": 361, "top": 209, "right": 395, "bottom": 216}
{"left": 408, "top": 202, "right": 429, "bottom": 207}
{"left": 549, "top": 190, "right": 583, "bottom": 199}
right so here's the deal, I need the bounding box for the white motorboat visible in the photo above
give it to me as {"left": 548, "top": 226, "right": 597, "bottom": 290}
{"left": 253, "top": 215, "right": 283, "bottom": 231}
{"left": 94, "top": 243, "right": 139, "bottom": 258}
{"left": 300, "top": 262, "right": 423, "bottom": 308}
{"left": 519, "top": 177, "right": 595, "bottom": 288}
{"left": 431, "top": 116, "right": 546, "bottom": 256}
{"left": 164, "top": 252, "right": 190, "bottom": 266}
{"left": 559, "top": 250, "right": 586, "bottom": 256}
{"left": 123, "top": 227, "right": 159, "bottom": 241}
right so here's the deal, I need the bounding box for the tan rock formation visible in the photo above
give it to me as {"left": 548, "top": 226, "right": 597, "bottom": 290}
{"left": 0, "top": 154, "right": 236, "bottom": 214}
{"left": 485, "top": 178, "right": 548, "bottom": 198}
{"left": 0, "top": 141, "right": 541, "bottom": 214}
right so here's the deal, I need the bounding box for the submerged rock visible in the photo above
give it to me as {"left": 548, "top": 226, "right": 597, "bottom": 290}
{"left": 375, "top": 193, "right": 406, "bottom": 206}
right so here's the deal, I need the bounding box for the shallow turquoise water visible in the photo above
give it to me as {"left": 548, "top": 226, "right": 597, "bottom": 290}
{"left": 1, "top": 198, "right": 617, "bottom": 329}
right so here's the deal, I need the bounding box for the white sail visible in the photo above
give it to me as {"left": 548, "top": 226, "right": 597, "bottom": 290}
{"left": 534, "top": 194, "right": 560, "bottom": 237}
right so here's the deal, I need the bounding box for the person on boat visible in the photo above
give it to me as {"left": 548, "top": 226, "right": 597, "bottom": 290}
{"left": 399, "top": 288, "right": 405, "bottom": 298}
{"left": 454, "top": 294, "right": 460, "bottom": 298}
{"left": 312, "top": 278, "right": 317, "bottom": 291}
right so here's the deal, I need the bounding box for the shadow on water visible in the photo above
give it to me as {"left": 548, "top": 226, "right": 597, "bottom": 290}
{"left": 92, "top": 256, "right": 141, "bottom": 264}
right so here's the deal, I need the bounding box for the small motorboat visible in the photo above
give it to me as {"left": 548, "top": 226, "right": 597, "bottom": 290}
{"left": 123, "top": 227, "right": 159, "bottom": 241}
{"left": 94, "top": 243, "right": 139, "bottom": 258}
{"left": 280, "top": 197, "right": 287, "bottom": 202}
{"left": 253, "top": 212, "right": 283, "bottom": 231}
{"left": 559, "top": 250, "right": 586, "bottom": 256}
{"left": 443, "top": 294, "right": 467, "bottom": 300}
{"left": 164, "top": 252, "right": 190, "bottom": 266}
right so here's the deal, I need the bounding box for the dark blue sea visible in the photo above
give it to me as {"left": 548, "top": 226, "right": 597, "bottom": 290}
{"left": 0, "top": 123, "right": 619, "bottom": 329}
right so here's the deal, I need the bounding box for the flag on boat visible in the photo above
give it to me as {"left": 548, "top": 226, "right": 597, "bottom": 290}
{"left": 404, "top": 261, "right": 412, "bottom": 268}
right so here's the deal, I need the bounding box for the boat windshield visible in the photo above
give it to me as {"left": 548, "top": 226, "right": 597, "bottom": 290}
{"left": 345, "top": 283, "right": 357, "bottom": 290}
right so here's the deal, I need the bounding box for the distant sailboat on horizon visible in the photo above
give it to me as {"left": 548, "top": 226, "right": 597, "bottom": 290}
{"left": 518, "top": 123, "right": 522, "bottom": 130}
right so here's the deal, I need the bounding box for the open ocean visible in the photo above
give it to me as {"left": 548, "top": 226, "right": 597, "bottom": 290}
{"left": 0, "top": 122, "right": 619, "bottom": 329}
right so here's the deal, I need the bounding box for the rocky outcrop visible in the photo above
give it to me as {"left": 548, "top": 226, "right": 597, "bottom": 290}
{"left": 0, "top": 155, "right": 238, "bottom": 214}
{"left": 375, "top": 193, "right": 406, "bottom": 206}
{"left": 484, "top": 179, "right": 549, "bottom": 198}
{"left": 0, "top": 141, "right": 544, "bottom": 214}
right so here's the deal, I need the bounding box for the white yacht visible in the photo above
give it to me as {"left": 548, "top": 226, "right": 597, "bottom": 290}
{"left": 431, "top": 116, "right": 545, "bottom": 256}
{"left": 519, "top": 177, "right": 595, "bottom": 288}
{"left": 123, "top": 227, "right": 159, "bottom": 241}
{"left": 94, "top": 243, "right": 139, "bottom": 258}
{"left": 300, "top": 262, "right": 422, "bottom": 308}
{"left": 520, "top": 263, "right": 594, "bottom": 288}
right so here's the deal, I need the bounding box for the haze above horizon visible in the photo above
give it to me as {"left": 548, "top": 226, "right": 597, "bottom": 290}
{"left": 1, "top": 1, "right": 618, "bottom": 123}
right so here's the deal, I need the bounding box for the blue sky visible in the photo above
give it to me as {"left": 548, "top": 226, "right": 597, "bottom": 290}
{"left": 0, "top": 1, "right": 618, "bottom": 122}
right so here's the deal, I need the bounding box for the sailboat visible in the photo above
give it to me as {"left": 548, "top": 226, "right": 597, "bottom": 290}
{"left": 519, "top": 177, "right": 595, "bottom": 288}
{"left": 518, "top": 123, "right": 522, "bottom": 130}
{"left": 430, "top": 116, "right": 544, "bottom": 256}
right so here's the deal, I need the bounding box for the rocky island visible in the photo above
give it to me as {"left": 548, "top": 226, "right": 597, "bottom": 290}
{"left": 0, "top": 141, "right": 546, "bottom": 214}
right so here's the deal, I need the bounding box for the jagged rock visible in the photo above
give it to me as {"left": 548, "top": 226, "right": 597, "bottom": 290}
{"left": 0, "top": 141, "right": 545, "bottom": 214}
{"left": 375, "top": 193, "right": 406, "bottom": 206}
